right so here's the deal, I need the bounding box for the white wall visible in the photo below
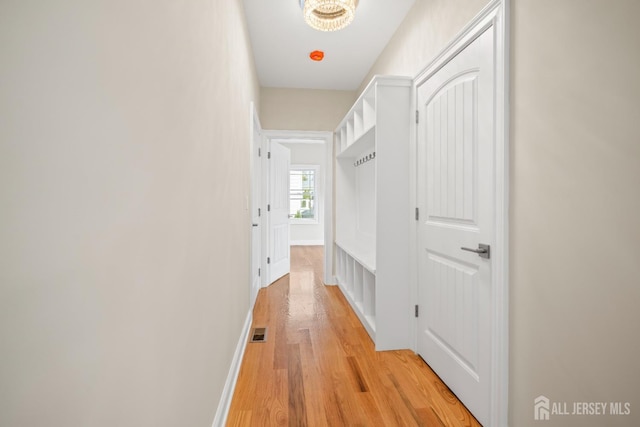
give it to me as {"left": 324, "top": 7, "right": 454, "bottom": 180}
{"left": 281, "top": 142, "right": 326, "bottom": 245}
{"left": 0, "top": 1, "right": 259, "bottom": 426}
{"left": 358, "top": 0, "right": 489, "bottom": 94}
{"left": 510, "top": 1, "right": 640, "bottom": 426}
{"left": 362, "top": 0, "right": 640, "bottom": 426}
{"left": 261, "top": 87, "right": 356, "bottom": 131}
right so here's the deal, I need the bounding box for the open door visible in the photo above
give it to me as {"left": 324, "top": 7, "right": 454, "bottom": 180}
{"left": 249, "top": 103, "right": 262, "bottom": 307}
{"left": 267, "top": 141, "right": 290, "bottom": 283}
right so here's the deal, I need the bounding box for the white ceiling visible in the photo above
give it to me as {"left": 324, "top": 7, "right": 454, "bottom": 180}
{"left": 243, "top": 0, "right": 416, "bottom": 90}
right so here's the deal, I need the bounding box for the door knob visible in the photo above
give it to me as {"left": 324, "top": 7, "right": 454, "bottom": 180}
{"left": 461, "top": 243, "right": 490, "bottom": 259}
{"left": 252, "top": 223, "right": 259, "bottom": 227}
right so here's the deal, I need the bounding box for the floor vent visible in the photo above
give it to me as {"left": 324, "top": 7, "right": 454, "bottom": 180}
{"left": 250, "top": 327, "right": 267, "bottom": 343}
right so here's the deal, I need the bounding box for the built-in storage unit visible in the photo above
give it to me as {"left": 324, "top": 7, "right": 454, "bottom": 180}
{"left": 334, "top": 76, "right": 412, "bottom": 351}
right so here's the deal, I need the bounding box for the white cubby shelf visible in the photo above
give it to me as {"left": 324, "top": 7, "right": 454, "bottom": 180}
{"left": 336, "top": 125, "right": 375, "bottom": 161}
{"left": 335, "top": 244, "right": 377, "bottom": 339}
{"left": 334, "top": 75, "right": 412, "bottom": 351}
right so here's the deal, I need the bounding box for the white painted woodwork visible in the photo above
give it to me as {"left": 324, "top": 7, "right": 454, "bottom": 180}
{"left": 262, "top": 129, "right": 335, "bottom": 287}
{"left": 334, "top": 76, "right": 412, "bottom": 350}
{"left": 268, "top": 142, "right": 290, "bottom": 283}
{"left": 250, "top": 104, "right": 262, "bottom": 306}
{"left": 416, "top": 26, "right": 495, "bottom": 426}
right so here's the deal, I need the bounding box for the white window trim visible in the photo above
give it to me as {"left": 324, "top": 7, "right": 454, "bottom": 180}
{"left": 289, "top": 164, "right": 320, "bottom": 225}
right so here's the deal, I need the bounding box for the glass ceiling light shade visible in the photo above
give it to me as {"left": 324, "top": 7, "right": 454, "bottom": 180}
{"left": 301, "top": 0, "right": 359, "bottom": 32}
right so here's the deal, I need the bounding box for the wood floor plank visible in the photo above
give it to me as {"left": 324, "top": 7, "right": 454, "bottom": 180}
{"left": 416, "top": 407, "right": 447, "bottom": 427}
{"left": 227, "top": 245, "right": 482, "bottom": 427}
{"left": 252, "top": 368, "right": 288, "bottom": 426}
{"left": 297, "top": 329, "right": 329, "bottom": 427}
{"left": 287, "top": 344, "right": 307, "bottom": 427}
{"left": 401, "top": 353, "right": 481, "bottom": 427}
{"left": 346, "top": 355, "right": 369, "bottom": 392}
{"left": 226, "top": 410, "right": 251, "bottom": 427}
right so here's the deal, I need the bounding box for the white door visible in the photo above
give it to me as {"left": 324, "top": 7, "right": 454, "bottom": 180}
{"left": 268, "top": 141, "right": 290, "bottom": 283}
{"left": 416, "top": 27, "right": 494, "bottom": 426}
{"left": 250, "top": 105, "right": 262, "bottom": 307}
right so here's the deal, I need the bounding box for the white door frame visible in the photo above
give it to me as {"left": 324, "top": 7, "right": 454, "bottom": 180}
{"left": 409, "top": 1, "right": 509, "bottom": 425}
{"left": 261, "top": 130, "right": 334, "bottom": 286}
{"left": 249, "top": 102, "right": 262, "bottom": 309}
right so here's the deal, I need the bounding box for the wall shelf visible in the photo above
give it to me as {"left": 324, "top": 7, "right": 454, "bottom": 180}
{"left": 335, "top": 239, "right": 375, "bottom": 274}
{"left": 334, "top": 75, "right": 412, "bottom": 351}
{"left": 336, "top": 125, "right": 375, "bottom": 160}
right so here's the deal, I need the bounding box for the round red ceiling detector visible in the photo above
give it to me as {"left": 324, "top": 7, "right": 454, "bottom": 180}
{"left": 309, "top": 50, "right": 325, "bottom": 61}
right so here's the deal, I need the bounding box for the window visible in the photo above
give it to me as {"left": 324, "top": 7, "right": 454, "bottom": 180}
{"left": 289, "top": 167, "right": 317, "bottom": 223}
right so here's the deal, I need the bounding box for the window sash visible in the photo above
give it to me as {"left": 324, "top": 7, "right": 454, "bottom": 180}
{"left": 289, "top": 168, "right": 317, "bottom": 221}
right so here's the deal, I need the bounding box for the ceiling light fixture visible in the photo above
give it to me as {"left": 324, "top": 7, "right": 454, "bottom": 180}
{"left": 300, "top": 0, "right": 359, "bottom": 32}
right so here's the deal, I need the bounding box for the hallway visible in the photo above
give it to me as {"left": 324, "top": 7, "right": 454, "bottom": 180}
{"left": 227, "top": 246, "right": 480, "bottom": 426}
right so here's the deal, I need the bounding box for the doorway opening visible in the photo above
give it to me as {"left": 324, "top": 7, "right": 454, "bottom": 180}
{"left": 261, "top": 130, "right": 334, "bottom": 287}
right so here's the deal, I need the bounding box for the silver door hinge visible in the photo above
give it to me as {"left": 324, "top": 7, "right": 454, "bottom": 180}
{"left": 267, "top": 152, "right": 271, "bottom": 159}
{"left": 415, "top": 207, "right": 419, "bottom": 221}
{"left": 267, "top": 257, "right": 270, "bottom": 264}
{"left": 258, "top": 148, "right": 261, "bottom": 157}
{"left": 415, "top": 305, "right": 419, "bottom": 317}
{"left": 258, "top": 268, "right": 261, "bottom": 277}
{"left": 416, "top": 110, "right": 419, "bottom": 124}
{"left": 267, "top": 204, "right": 271, "bottom": 212}
{"left": 258, "top": 208, "right": 261, "bottom": 217}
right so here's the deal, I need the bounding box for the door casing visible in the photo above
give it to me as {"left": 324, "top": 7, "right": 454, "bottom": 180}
{"left": 249, "top": 102, "right": 262, "bottom": 309}
{"left": 261, "top": 130, "right": 334, "bottom": 286}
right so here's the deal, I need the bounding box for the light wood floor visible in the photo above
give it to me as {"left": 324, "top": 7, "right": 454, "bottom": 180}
{"left": 227, "top": 245, "right": 481, "bottom": 426}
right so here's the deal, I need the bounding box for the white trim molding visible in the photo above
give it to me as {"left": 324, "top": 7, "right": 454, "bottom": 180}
{"left": 290, "top": 240, "right": 324, "bottom": 246}
{"left": 211, "top": 310, "right": 253, "bottom": 427}
{"left": 248, "top": 101, "right": 263, "bottom": 308}
{"left": 411, "top": 1, "right": 509, "bottom": 426}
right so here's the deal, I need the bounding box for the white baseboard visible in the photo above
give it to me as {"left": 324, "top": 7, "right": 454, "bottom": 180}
{"left": 325, "top": 275, "right": 338, "bottom": 286}
{"left": 211, "top": 309, "right": 252, "bottom": 427}
{"left": 290, "top": 239, "right": 324, "bottom": 246}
